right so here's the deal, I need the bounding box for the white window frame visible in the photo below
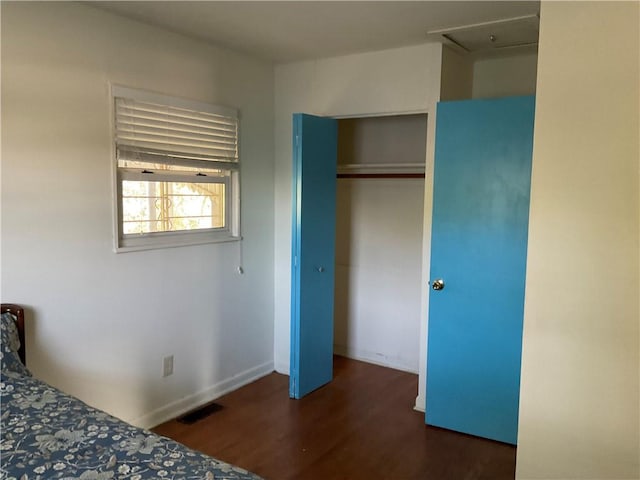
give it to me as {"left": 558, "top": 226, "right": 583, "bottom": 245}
{"left": 111, "top": 85, "right": 240, "bottom": 252}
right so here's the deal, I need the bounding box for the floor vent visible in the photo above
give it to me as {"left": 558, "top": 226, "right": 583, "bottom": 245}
{"left": 176, "top": 402, "right": 224, "bottom": 424}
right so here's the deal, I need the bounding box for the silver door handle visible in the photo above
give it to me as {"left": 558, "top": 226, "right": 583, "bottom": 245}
{"left": 316, "top": 266, "right": 325, "bottom": 273}
{"left": 431, "top": 279, "right": 445, "bottom": 291}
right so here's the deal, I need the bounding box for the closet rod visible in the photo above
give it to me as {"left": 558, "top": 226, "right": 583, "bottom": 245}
{"left": 337, "top": 173, "right": 425, "bottom": 179}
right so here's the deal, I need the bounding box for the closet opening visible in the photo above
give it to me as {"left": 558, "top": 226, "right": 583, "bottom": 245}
{"left": 334, "top": 113, "right": 427, "bottom": 376}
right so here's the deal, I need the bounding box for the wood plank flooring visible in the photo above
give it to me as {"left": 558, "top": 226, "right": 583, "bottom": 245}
{"left": 153, "top": 356, "right": 516, "bottom": 480}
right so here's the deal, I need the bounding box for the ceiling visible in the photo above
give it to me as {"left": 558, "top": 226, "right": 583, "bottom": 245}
{"left": 89, "top": 1, "right": 540, "bottom": 63}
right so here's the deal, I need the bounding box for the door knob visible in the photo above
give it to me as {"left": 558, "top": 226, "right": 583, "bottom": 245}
{"left": 431, "top": 279, "right": 445, "bottom": 291}
{"left": 316, "top": 266, "right": 325, "bottom": 273}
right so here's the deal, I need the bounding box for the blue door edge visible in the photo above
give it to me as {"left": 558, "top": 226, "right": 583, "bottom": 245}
{"left": 289, "top": 113, "right": 303, "bottom": 399}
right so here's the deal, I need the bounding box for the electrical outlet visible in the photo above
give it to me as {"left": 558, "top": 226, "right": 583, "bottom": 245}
{"left": 163, "top": 355, "right": 174, "bottom": 377}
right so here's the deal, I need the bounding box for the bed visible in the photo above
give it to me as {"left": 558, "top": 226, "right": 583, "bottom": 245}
{"left": 0, "top": 304, "right": 263, "bottom": 480}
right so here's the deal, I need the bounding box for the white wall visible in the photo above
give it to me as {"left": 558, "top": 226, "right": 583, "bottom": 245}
{"left": 0, "top": 2, "right": 275, "bottom": 428}
{"left": 517, "top": 2, "right": 639, "bottom": 479}
{"left": 335, "top": 178, "right": 424, "bottom": 373}
{"left": 337, "top": 114, "right": 428, "bottom": 168}
{"left": 440, "top": 46, "right": 474, "bottom": 101}
{"left": 472, "top": 51, "right": 538, "bottom": 99}
{"left": 274, "top": 44, "right": 442, "bottom": 410}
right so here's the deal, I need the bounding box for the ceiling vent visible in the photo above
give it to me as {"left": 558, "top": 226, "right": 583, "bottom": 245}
{"left": 427, "top": 14, "right": 539, "bottom": 56}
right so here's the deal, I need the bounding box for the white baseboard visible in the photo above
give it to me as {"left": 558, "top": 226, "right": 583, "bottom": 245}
{"left": 414, "top": 394, "right": 425, "bottom": 412}
{"left": 132, "top": 361, "right": 274, "bottom": 429}
{"left": 274, "top": 360, "right": 289, "bottom": 375}
{"left": 276, "top": 348, "right": 416, "bottom": 376}
{"left": 333, "top": 344, "right": 418, "bottom": 374}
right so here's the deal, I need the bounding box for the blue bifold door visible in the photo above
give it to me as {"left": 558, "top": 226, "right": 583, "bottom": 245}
{"left": 290, "top": 113, "right": 338, "bottom": 399}
{"left": 426, "top": 96, "right": 535, "bottom": 444}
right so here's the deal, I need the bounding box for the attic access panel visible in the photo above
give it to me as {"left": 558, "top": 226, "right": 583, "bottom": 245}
{"left": 428, "top": 14, "right": 539, "bottom": 55}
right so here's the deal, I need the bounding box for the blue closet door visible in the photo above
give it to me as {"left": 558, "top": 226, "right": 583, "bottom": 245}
{"left": 290, "top": 113, "right": 338, "bottom": 399}
{"left": 426, "top": 96, "right": 535, "bottom": 444}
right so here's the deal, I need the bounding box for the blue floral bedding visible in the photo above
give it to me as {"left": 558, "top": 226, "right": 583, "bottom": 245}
{"left": 0, "top": 372, "right": 263, "bottom": 480}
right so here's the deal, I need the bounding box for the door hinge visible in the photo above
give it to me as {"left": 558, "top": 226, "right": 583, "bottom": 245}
{"left": 295, "top": 135, "right": 300, "bottom": 147}
{"left": 294, "top": 255, "right": 298, "bottom": 267}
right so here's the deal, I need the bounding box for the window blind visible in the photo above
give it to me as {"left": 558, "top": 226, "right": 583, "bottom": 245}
{"left": 114, "top": 88, "right": 238, "bottom": 169}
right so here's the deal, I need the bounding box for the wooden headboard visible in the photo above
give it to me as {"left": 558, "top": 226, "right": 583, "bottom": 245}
{"left": 1, "top": 304, "right": 26, "bottom": 366}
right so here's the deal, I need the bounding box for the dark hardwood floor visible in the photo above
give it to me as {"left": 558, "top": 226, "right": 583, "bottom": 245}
{"left": 153, "top": 356, "right": 516, "bottom": 480}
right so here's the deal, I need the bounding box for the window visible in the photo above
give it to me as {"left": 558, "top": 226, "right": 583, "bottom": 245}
{"left": 112, "top": 86, "right": 240, "bottom": 251}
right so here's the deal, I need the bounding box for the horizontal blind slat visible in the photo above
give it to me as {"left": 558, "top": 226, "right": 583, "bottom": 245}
{"left": 116, "top": 101, "right": 237, "bottom": 127}
{"left": 117, "top": 136, "right": 237, "bottom": 158}
{"left": 116, "top": 107, "right": 238, "bottom": 133}
{"left": 116, "top": 98, "right": 237, "bottom": 122}
{"left": 116, "top": 117, "right": 237, "bottom": 141}
{"left": 116, "top": 127, "right": 237, "bottom": 150}
{"left": 113, "top": 85, "right": 237, "bottom": 119}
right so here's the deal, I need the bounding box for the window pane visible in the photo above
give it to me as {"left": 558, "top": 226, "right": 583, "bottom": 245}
{"left": 122, "top": 180, "right": 225, "bottom": 234}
